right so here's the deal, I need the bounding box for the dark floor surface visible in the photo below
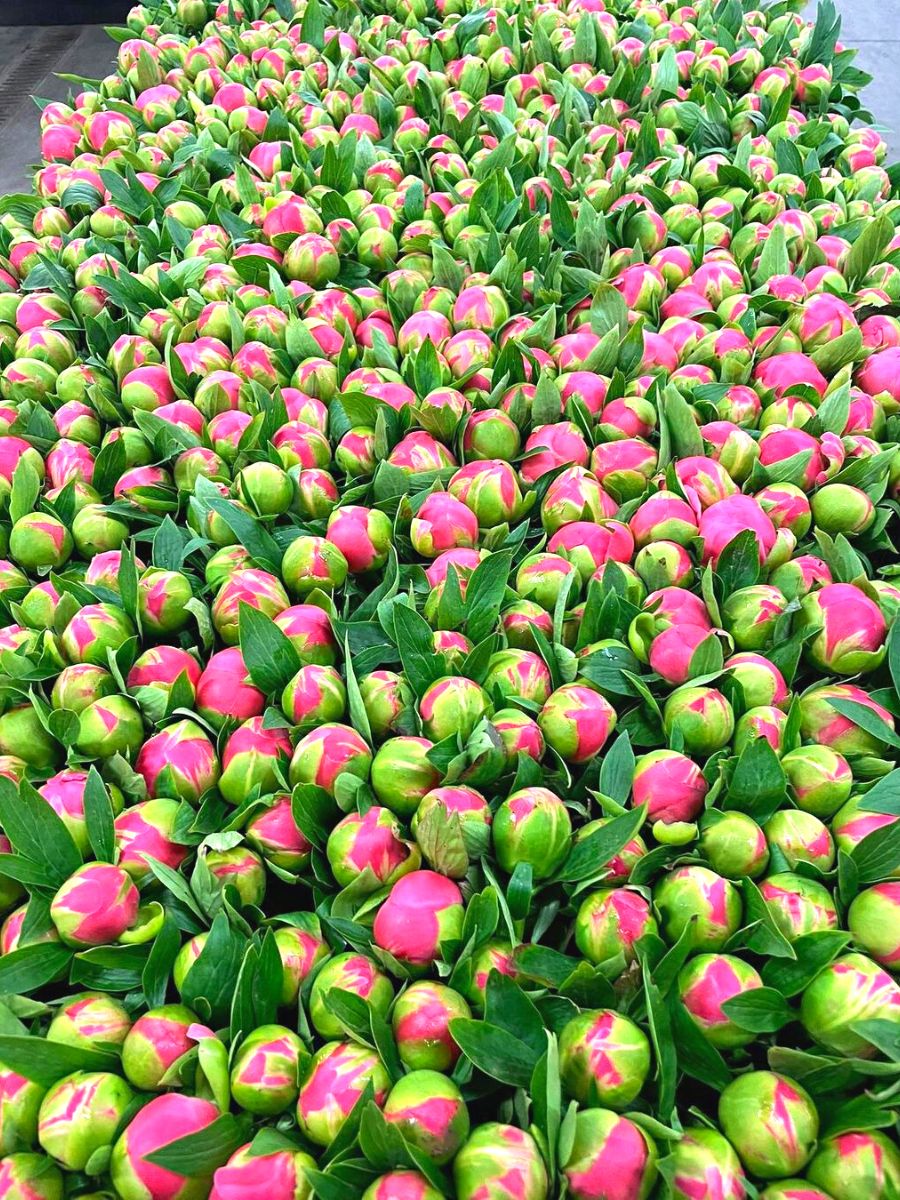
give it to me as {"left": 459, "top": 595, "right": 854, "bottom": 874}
{"left": 0, "top": 3, "right": 896, "bottom": 195}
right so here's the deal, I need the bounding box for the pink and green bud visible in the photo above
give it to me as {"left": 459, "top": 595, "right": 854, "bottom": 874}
{"left": 562, "top": 1109, "right": 657, "bottom": 1200}
{"left": 420, "top": 676, "right": 492, "bottom": 744}
{"left": 734, "top": 706, "right": 788, "bottom": 755}
{"left": 310, "top": 952, "right": 394, "bottom": 1039}
{"left": 811, "top": 484, "right": 875, "bottom": 536}
{"left": 633, "top": 750, "right": 708, "bottom": 826}
{"left": 559, "top": 1009, "right": 650, "bottom": 1110}
{"left": 136, "top": 569, "right": 194, "bottom": 636}
{"left": 725, "top": 653, "right": 789, "bottom": 709}
{"left": 760, "top": 873, "right": 839, "bottom": 941}
{"left": 392, "top": 981, "right": 471, "bottom": 1072}
{"left": 755, "top": 484, "right": 812, "bottom": 538}
{"left": 245, "top": 796, "right": 311, "bottom": 875}
{"left": 39, "top": 770, "right": 96, "bottom": 857}
{"left": 671, "top": 1128, "right": 747, "bottom": 1200}
{"left": 807, "top": 1131, "right": 900, "bottom": 1200}
{"left": 848, "top": 882, "right": 900, "bottom": 969}
{"left": 274, "top": 920, "right": 330, "bottom": 1007}
{"left": 663, "top": 686, "right": 734, "bottom": 755}
{"left": 0, "top": 1153, "right": 63, "bottom": 1198}
{"left": 211, "top": 569, "right": 290, "bottom": 645}
{"left": 61, "top": 604, "right": 135, "bottom": 667}
{"left": 462, "top": 409, "right": 521, "bottom": 462}
{"left": 126, "top": 646, "right": 201, "bottom": 710}
{"left": 47, "top": 993, "right": 131, "bottom": 1051}
{"left": 358, "top": 671, "right": 415, "bottom": 742}
{"left": 136, "top": 718, "right": 220, "bottom": 803}
{"left": 281, "top": 535, "right": 349, "bottom": 597}
{"left": 9, "top": 513, "right": 72, "bottom": 572}
{"left": 538, "top": 684, "right": 616, "bottom": 764}
{"left": 37, "top": 1071, "right": 134, "bottom": 1170}
{"left": 230, "top": 1024, "right": 304, "bottom": 1115}
{"left": 760, "top": 1183, "right": 832, "bottom": 1200}
{"left": 719, "top": 1071, "right": 818, "bottom": 1179}
{"left": 483, "top": 650, "right": 552, "bottom": 707}
{"left": 327, "top": 806, "right": 419, "bottom": 891}
{"left": 296, "top": 1040, "right": 389, "bottom": 1146}
{"left": 678, "top": 953, "right": 764, "bottom": 1048}
{"left": 383, "top": 1070, "right": 469, "bottom": 1165}
{"left": 801, "top": 952, "right": 900, "bottom": 1056}
{"left": 110, "top": 1092, "right": 221, "bottom": 1200}
{"left": 764, "top": 810, "right": 834, "bottom": 872}
{"left": 799, "top": 684, "right": 896, "bottom": 759}
{"left": 492, "top": 787, "right": 571, "bottom": 880}
{"left": 454, "top": 1124, "right": 548, "bottom": 1200}
{"left": 211, "top": 1144, "right": 316, "bottom": 1200}
{"left": 121, "top": 1004, "right": 197, "bottom": 1091}
{"left": 235, "top": 461, "right": 294, "bottom": 519}
{"left": 448, "top": 460, "right": 523, "bottom": 526}
{"left": 798, "top": 584, "right": 887, "bottom": 675}
{"left": 782, "top": 745, "right": 853, "bottom": 818}
{"left": 51, "top": 664, "right": 116, "bottom": 713}
{"left": 373, "top": 870, "right": 464, "bottom": 970}
{"left": 71, "top": 505, "right": 129, "bottom": 557}
{"left": 293, "top": 468, "right": 339, "bottom": 520}
{"left": 0, "top": 1067, "right": 44, "bottom": 1154}
{"left": 283, "top": 662, "right": 348, "bottom": 724}
{"left": 699, "top": 810, "right": 769, "bottom": 879}
{"left": 50, "top": 862, "right": 139, "bottom": 948}
{"left": 325, "top": 506, "right": 392, "bottom": 574}
{"left": 699, "top": 495, "right": 777, "bottom": 565}
{"left": 654, "top": 867, "right": 742, "bottom": 951}
{"left": 204, "top": 845, "right": 266, "bottom": 907}
{"left": 410, "top": 493, "right": 479, "bottom": 558}
{"left": 515, "top": 552, "right": 581, "bottom": 613}
{"left": 540, "top": 468, "right": 615, "bottom": 534}
{"left": 721, "top": 585, "right": 787, "bottom": 652}
{"left": 0, "top": 704, "right": 61, "bottom": 768}
{"left": 412, "top": 786, "right": 491, "bottom": 856}
{"left": 274, "top": 605, "right": 337, "bottom": 665}
{"left": 219, "top": 717, "right": 292, "bottom": 805}
{"left": 575, "top": 889, "right": 657, "bottom": 971}
{"left": 371, "top": 736, "right": 442, "bottom": 819}
{"left": 289, "top": 723, "right": 372, "bottom": 798}
{"left": 362, "top": 1171, "right": 443, "bottom": 1200}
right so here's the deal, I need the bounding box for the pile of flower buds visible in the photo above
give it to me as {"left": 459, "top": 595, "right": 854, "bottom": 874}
{"left": 0, "top": 0, "right": 898, "bottom": 1196}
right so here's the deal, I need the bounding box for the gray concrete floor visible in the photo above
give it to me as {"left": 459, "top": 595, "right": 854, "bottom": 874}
{"left": 0, "top": 4, "right": 896, "bottom": 195}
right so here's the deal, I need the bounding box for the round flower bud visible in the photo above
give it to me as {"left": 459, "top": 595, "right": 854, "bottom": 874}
{"left": 281, "top": 534, "right": 348, "bottom": 597}
{"left": 75, "top": 695, "right": 144, "bottom": 760}
{"left": 670, "top": 1127, "right": 747, "bottom": 1200}
{"left": 633, "top": 750, "right": 708, "bottom": 825}
{"left": 719, "top": 1071, "right": 818, "bottom": 1179}
{"left": 296, "top": 1041, "right": 389, "bottom": 1146}
{"left": 359, "top": 670, "right": 415, "bottom": 742}
{"left": 678, "top": 954, "right": 764, "bottom": 1048}
{"left": 848, "top": 882, "right": 900, "bottom": 968}
{"left": 801, "top": 952, "right": 900, "bottom": 1056}
{"left": 121, "top": 1004, "right": 197, "bottom": 1091}
{"left": 562, "top": 1109, "right": 657, "bottom": 1200}
{"left": 274, "top": 920, "right": 330, "bottom": 1007}
{"left": 210, "top": 1144, "right": 316, "bottom": 1200}
{"left": 454, "top": 1124, "right": 548, "bottom": 1200}
{"left": 37, "top": 1071, "right": 134, "bottom": 1170}
{"left": 807, "top": 1132, "right": 900, "bottom": 1200}
{"left": 760, "top": 873, "right": 839, "bottom": 941}
{"left": 230, "top": 1024, "right": 304, "bottom": 1115}
{"left": 370, "top": 737, "right": 442, "bottom": 819}
{"left": 0, "top": 1068, "right": 44, "bottom": 1154}
{"left": 798, "top": 583, "right": 887, "bottom": 675}
{"left": 219, "top": 717, "right": 292, "bottom": 806}
{"left": 373, "top": 871, "right": 464, "bottom": 970}
{"left": 0, "top": 1154, "right": 63, "bottom": 1199}
{"left": 764, "top": 810, "right": 835, "bottom": 871}
{"left": 289, "top": 723, "right": 371, "bottom": 798}
{"left": 492, "top": 787, "right": 572, "bottom": 880}
{"left": 699, "top": 810, "right": 769, "bottom": 879}
{"left": 309, "top": 953, "right": 394, "bottom": 1039}
{"left": 327, "top": 806, "right": 419, "bottom": 891}
{"left": 420, "top": 677, "right": 492, "bottom": 744}
{"left": 654, "top": 867, "right": 742, "bottom": 951}
{"left": 114, "top": 799, "right": 187, "bottom": 883}
{"left": 362, "top": 1172, "right": 443, "bottom": 1200}
{"left": 575, "top": 889, "right": 657, "bottom": 971}
{"left": 244, "top": 796, "right": 311, "bottom": 875}
{"left": 392, "top": 981, "right": 471, "bottom": 1072}
{"left": 663, "top": 686, "right": 734, "bottom": 755}
{"left": 46, "top": 993, "right": 131, "bottom": 1051}
{"left": 538, "top": 684, "right": 616, "bottom": 763}
{"left": 559, "top": 1009, "right": 651, "bottom": 1109}
{"left": 50, "top": 863, "right": 138, "bottom": 948}
{"left": 110, "top": 1093, "right": 220, "bottom": 1200}
{"left": 136, "top": 718, "right": 220, "bottom": 803}
{"left": 383, "top": 1070, "right": 469, "bottom": 1165}
{"left": 782, "top": 745, "right": 853, "bottom": 818}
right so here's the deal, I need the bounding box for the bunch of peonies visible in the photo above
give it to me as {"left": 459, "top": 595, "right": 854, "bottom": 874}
{"left": 0, "top": 0, "right": 897, "bottom": 1197}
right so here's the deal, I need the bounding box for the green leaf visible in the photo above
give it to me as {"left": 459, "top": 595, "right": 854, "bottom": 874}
{"left": 83, "top": 767, "right": 115, "bottom": 863}
{"left": 343, "top": 637, "right": 372, "bottom": 746}
{"left": 449, "top": 1018, "right": 541, "bottom": 1087}
{"left": 599, "top": 731, "right": 635, "bottom": 804}
{"left": 179, "top": 913, "right": 246, "bottom": 1027}
{"left": 715, "top": 530, "right": 761, "bottom": 596}
{"left": 721, "top": 987, "right": 793, "bottom": 1033}
{"left": 484, "top": 970, "right": 546, "bottom": 1056}
{"left": 465, "top": 551, "right": 513, "bottom": 644}
{"left": 391, "top": 602, "right": 445, "bottom": 697}
{"left": 724, "top": 738, "right": 787, "bottom": 823}
{"left": 828, "top": 698, "right": 900, "bottom": 750}
{"left": 239, "top": 603, "right": 302, "bottom": 695}
{"left": 846, "top": 211, "right": 893, "bottom": 288}
{"left": 0, "top": 943, "right": 71, "bottom": 995}
{"left": 851, "top": 820, "right": 900, "bottom": 885}
{"left": 556, "top": 806, "right": 645, "bottom": 883}
{"left": 642, "top": 964, "right": 677, "bottom": 1120}
{"left": 0, "top": 778, "right": 81, "bottom": 888}
{"left": 762, "top": 930, "right": 851, "bottom": 997}
{"left": 0, "top": 1034, "right": 119, "bottom": 1087}
{"left": 9, "top": 458, "right": 41, "bottom": 526}
{"left": 145, "top": 1113, "right": 248, "bottom": 1174}
{"left": 850, "top": 1019, "right": 900, "bottom": 1062}
{"left": 756, "top": 223, "right": 790, "bottom": 282}
{"left": 668, "top": 998, "right": 731, "bottom": 1091}
{"left": 142, "top": 917, "right": 181, "bottom": 1010}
